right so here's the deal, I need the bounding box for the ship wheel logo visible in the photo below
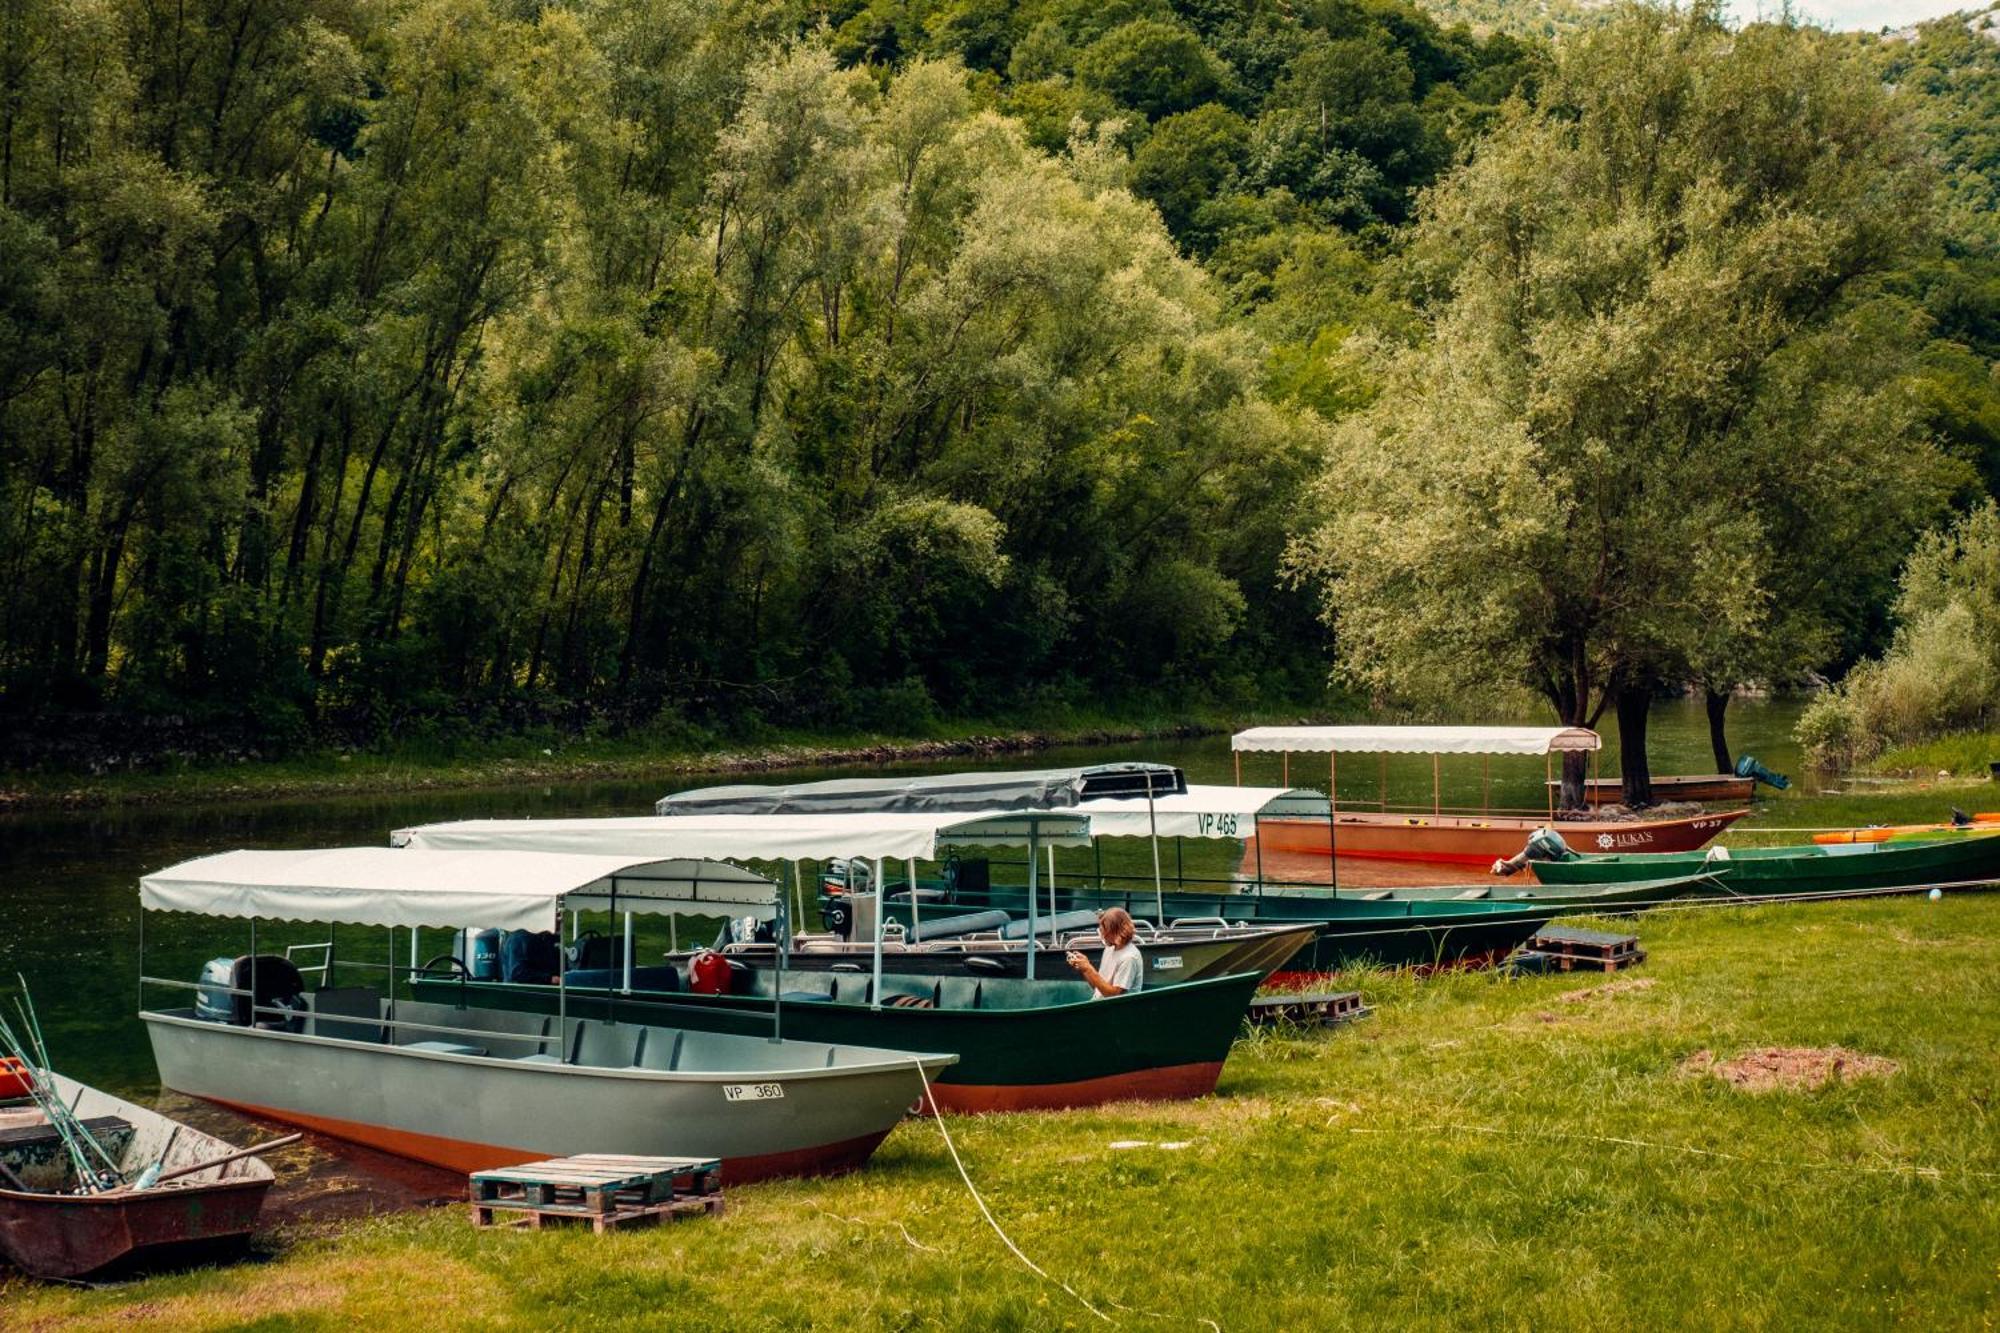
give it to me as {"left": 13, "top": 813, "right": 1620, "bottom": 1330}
{"left": 1596, "top": 833, "right": 1615, "bottom": 849}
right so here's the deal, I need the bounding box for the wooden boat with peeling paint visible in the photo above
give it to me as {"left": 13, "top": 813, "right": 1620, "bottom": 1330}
{"left": 0, "top": 1074, "right": 275, "bottom": 1280}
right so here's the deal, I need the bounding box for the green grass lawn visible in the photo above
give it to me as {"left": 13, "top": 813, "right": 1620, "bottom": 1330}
{"left": 11, "top": 893, "right": 1999, "bottom": 1330}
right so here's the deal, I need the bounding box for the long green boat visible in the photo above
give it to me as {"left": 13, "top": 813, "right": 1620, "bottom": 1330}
{"left": 412, "top": 968, "right": 1263, "bottom": 1113}
{"left": 1326, "top": 875, "right": 1728, "bottom": 913}
{"left": 844, "top": 881, "right": 1553, "bottom": 981}
{"left": 1527, "top": 830, "right": 2000, "bottom": 895}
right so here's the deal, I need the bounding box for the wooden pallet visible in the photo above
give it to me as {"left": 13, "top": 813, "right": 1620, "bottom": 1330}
{"left": 1247, "top": 990, "right": 1372, "bottom": 1028}
{"left": 1517, "top": 924, "right": 1646, "bottom": 973}
{"left": 470, "top": 1153, "right": 724, "bottom": 1233}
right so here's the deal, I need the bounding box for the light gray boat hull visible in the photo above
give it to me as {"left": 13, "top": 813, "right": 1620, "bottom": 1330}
{"left": 144, "top": 1009, "right": 949, "bottom": 1183}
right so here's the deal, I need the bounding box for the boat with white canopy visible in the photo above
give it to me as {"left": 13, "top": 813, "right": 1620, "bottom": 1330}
{"left": 137, "top": 848, "right": 955, "bottom": 1182}
{"left": 768, "top": 781, "right": 1555, "bottom": 980}
{"left": 393, "top": 811, "right": 1265, "bottom": 1111}
{"left": 1231, "top": 725, "right": 1746, "bottom": 868}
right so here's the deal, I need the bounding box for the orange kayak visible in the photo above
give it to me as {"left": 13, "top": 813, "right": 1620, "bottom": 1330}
{"left": 1813, "top": 814, "right": 2000, "bottom": 844}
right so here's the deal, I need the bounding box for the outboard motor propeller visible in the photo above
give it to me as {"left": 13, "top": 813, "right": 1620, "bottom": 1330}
{"left": 1734, "top": 754, "right": 1790, "bottom": 790}
{"left": 1491, "top": 827, "right": 1574, "bottom": 877}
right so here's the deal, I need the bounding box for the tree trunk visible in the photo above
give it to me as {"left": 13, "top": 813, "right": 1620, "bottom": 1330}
{"left": 1615, "top": 685, "right": 1654, "bottom": 808}
{"left": 1705, "top": 687, "right": 1732, "bottom": 775}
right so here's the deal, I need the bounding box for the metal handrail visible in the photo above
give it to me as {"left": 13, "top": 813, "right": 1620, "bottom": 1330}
{"left": 138, "top": 974, "right": 560, "bottom": 1053}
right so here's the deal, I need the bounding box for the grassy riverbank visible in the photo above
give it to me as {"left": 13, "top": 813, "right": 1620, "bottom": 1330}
{"left": 0, "top": 701, "right": 1296, "bottom": 813}
{"left": 11, "top": 892, "right": 1998, "bottom": 1329}
{"left": 1874, "top": 731, "right": 2000, "bottom": 780}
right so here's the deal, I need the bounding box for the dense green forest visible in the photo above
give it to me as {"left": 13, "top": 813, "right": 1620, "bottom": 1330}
{"left": 1, "top": 0, "right": 1996, "bottom": 773}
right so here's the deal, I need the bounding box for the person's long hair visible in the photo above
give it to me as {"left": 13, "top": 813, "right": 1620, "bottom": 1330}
{"left": 1098, "top": 907, "right": 1136, "bottom": 948}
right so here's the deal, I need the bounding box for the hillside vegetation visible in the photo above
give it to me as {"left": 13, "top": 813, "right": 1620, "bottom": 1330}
{"left": 0, "top": 0, "right": 1995, "bottom": 777}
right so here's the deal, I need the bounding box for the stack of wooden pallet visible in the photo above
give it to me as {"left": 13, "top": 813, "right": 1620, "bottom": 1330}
{"left": 1246, "top": 990, "right": 1372, "bottom": 1028}
{"left": 1514, "top": 925, "right": 1646, "bottom": 974}
{"left": 469, "top": 1154, "right": 724, "bottom": 1234}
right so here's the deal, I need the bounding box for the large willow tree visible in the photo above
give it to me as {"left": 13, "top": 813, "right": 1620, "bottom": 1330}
{"left": 1287, "top": 3, "right": 1950, "bottom": 806}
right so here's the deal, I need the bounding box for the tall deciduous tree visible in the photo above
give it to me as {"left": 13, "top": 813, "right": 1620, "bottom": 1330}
{"left": 1287, "top": 3, "right": 1944, "bottom": 807}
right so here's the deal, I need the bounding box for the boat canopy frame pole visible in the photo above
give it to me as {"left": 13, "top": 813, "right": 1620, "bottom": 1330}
{"left": 790, "top": 863, "right": 804, "bottom": 938}
{"left": 907, "top": 859, "right": 920, "bottom": 942}
{"left": 871, "top": 857, "right": 885, "bottom": 1011}
{"left": 1147, "top": 790, "right": 1164, "bottom": 923}
{"left": 767, "top": 863, "right": 784, "bottom": 1044}
{"left": 1026, "top": 826, "right": 1041, "bottom": 977}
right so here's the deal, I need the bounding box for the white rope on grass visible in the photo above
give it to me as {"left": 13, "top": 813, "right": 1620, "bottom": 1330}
{"left": 813, "top": 1206, "right": 945, "bottom": 1253}
{"left": 1340, "top": 1123, "right": 2000, "bottom": 1180}
{"left": 912, "top": 1059, "right": 1113, "bottom": 1324}
{"left": 910, "top": 1061, "right": 1228, "bottom": 1330}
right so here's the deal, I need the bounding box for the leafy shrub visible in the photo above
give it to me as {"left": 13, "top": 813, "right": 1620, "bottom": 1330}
{"left": 1799, "top": 504, "right": 2000, "bottom": 767}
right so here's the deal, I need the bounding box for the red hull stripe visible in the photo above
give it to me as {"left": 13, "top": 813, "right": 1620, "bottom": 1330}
{"left": 200, "top": 1095, "right": 890, "bottom": 1185}
{"left": 924, "top": 1061, "right": 1226, "bottom": 1114}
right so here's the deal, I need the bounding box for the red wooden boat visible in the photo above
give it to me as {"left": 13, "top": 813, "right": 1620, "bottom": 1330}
{"left": 1248, "top": 806, "right": 1747, "bottom": 867}
{"left": 0, "top": 1073, "right": 276, "bottom": 1280}
{"left": 1232, "top": 724, "right": 1744, "bottom": 868}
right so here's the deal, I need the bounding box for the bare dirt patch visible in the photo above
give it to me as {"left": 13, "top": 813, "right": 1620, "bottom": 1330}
{"left": 1681, "top": 1046, "right": 1900, "bottom": 1092}
{"left": 1557, "top": 977, "right": 1656, "bottom": 1004}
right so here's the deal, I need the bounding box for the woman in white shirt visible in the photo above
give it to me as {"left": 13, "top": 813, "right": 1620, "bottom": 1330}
{"left": 1066, "top": 907, "right": 1143, "bottom": 998}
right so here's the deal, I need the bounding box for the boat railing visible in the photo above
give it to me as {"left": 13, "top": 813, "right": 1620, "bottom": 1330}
{"left": 283, "top": 940, "right": 335, "bottom": 982}
{"left": 138, "top": 972, "right": 567, "bottom": 1056}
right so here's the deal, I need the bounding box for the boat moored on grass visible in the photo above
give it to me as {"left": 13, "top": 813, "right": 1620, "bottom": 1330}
{"left": 137, "top": 848, "right": 956, "bottom": 1183}
{"left": 394, "top": 807, "right": 1268, "bottom": 1110}
{"left": 0, "top": 1072, "right": 279, "bottom": 1281}
{"left": 1526, "top": 831, "right": 2000, "bottom": 897}
{"left": 1231, "top": 725, "right": 1747, "bottom": 867}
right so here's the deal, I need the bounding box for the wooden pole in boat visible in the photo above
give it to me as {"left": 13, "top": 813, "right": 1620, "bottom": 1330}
{"left": 148, "top": 1133, "right": 305, "bottom": 1187}
{"left": 1234, "top": 749, "right": 1241, "bottom": 785}
{"left": 871, "top": 857, "right": 885, "bottom": 1010}
{"left": 789, "top": 863, "right": 804, "bottom": 938}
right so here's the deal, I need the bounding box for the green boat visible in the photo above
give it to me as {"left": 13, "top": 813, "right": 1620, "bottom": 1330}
{"left": 1327, "top": 875, "right": 1730, "bottom": 913}
{"left": 413, "top": 968, "right": 1264, "bottom": 1114}
{"left": 836, "top": 880, "right": 1554, "bottom": 981}
{"left": 1527, "top": 831, "right": 2000, "bottom": 895}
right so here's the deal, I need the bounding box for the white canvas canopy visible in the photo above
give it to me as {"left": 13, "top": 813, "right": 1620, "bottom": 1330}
{"left": 392, "top": 810, "right": 1093, "bottom": 862}
{"left": 140, "top": 847, "right": 778, "bottom": 932}
{"left": 1070, "top": 785, "right": 1328, "bottom": 839}
{"left": 1232, "top": 725, "right": 1601, "bottom": 756}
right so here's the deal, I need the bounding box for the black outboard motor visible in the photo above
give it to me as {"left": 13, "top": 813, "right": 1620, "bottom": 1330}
{"left": 197, "top": 955, "right": 305, "bottom": 1029}
{"left": 1492, "top": 827, "right": 1575, "bottom": 877}
{"left": 500, "top": 929, "right": 563, "bottom": 983}
{"left": 1734, "top": 754, "right": 1790, "bottom": 790}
